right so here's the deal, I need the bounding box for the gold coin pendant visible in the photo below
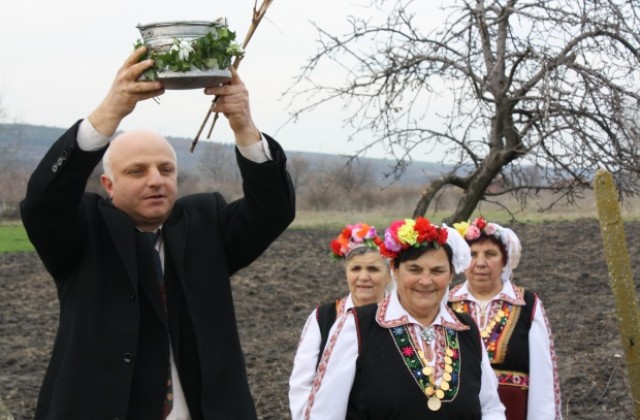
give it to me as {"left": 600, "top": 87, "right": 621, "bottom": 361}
{"left": 427, "top": 396, "right": 442, "bottom": 411}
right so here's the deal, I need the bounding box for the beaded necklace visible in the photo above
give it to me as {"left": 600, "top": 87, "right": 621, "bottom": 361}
{"left": 452, "top": 300, "right": 520, "bottom": 363}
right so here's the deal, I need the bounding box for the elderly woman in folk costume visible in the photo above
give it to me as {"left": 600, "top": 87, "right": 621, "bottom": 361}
{"left": 449, "top": 217, "right": 562, "bottom": 420}
{"left": 300, "top": 217, "right": 505, "bottom": 419}
{"left": 289, "top": 223, "right": 392, "bottom": 420}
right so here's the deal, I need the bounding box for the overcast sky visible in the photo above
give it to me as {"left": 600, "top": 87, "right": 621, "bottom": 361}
{"left": 1, "top": 0, "right": 444, "bottom": 160}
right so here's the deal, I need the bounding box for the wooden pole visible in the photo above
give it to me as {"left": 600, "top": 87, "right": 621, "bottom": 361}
{"left": 594, "top": 169, "right": 640, "bottom": 417}
{"left": 0, "top": 397, "right": 15, "bottom": 420}
{"left": 190, "top": 0, "right": 275, "bottom": 153}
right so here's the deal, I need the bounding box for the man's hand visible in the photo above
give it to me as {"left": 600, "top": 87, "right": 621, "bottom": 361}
{"left": 204, "top": 67, "right": 261, "bottom": 147}
{"left": 88, "top": 46, "right": 165, "bottom": 137}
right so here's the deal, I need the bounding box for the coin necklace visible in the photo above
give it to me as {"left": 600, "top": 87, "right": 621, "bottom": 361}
{"left": 416, "top": 326, "right": 455, "bottom": 412}
{"left": 390, "top": 325, "right": 460, "bottom": 412}
{"left": 417, "top": 348, "right": 455, "bottom": 410}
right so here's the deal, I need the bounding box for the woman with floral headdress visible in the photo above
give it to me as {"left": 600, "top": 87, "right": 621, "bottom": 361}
{"left": 449, "top": 217, "right": 561, "bottom": 420}
{"left": 300, "top": 217, "right": 505, "bottom": 419}
{"left": 288, "top": 223, "right": 392, "bottom": 420}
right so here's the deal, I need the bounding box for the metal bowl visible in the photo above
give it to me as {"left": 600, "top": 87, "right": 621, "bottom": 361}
{"left": 136, "top": 18, "right": 232, "bottom": 89}
{"left": 137, "top": 18, "right": 227, "bottom": 54}
{"left": 156, "top": 69, "right": 231, "bottom": 90}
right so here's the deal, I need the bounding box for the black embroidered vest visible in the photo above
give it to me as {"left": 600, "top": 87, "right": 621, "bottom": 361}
{"left": 346, "top": 304, "right": 483, "bottom": 419}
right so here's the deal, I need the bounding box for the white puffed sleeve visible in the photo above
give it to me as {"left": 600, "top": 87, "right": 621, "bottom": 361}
{"left": 527, "top": 297, "right": 562, "bottom": 419}
{"left": 303, "top": 312, "right": 359, "bottom": 420}
{"left": 289, "top": 309, "right": 322, "bottom": 420}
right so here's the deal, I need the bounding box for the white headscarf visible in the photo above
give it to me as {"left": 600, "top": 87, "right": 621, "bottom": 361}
{"left": 442, "top": 224, "right": 471, "bottom": 274}
{"left": 495, "top": 225, "right": 521, "bottom": 284}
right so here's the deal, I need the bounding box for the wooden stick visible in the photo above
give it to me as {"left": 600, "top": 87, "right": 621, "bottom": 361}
{"left": 190, "top": 0, "right": 275, "bottom": 153}
{"left": 594, "top": 169, "right": 640, "bottom": 419}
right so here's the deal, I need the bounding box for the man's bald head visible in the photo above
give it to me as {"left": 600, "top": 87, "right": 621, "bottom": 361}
{"left": 99, "top": 129, "right": 178, "bottom": 230}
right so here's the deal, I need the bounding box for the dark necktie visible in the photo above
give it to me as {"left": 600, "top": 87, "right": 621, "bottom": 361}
{"left": 143, "top": 231, "right": 167, "bottom": 305}
{"left": 141, "top": 231, "right": 174, "bottom": 418}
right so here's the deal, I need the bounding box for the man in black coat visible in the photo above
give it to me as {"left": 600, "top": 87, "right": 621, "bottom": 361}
{"left": 20, "top": 46, "right": 295, "bottom": 419}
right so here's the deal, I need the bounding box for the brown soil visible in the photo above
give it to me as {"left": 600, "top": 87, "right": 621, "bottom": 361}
{"left": 1, "top": 219, "right": 638, "bottom": 419}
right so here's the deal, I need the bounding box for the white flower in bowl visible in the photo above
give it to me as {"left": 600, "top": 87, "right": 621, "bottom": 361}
{"left": 171, "top": 39, "right": 194, "bottom": 61}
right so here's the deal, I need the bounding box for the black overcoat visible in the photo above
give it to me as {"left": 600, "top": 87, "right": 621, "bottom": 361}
{"left": 20, "top": 121, "right": 296, "bottom": 419}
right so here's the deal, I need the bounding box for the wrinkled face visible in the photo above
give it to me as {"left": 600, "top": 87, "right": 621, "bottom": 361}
{"left": 464, "top": 239, "right": 505, "bottom": 294}
{"left": 345, "top": 251, "right": 391, "bottom": 307}
{"left": 394, "top": 247, "right": 453, "bottom": 325}
{"left": 100, "top": 131, "right": 177, "bottom": 231}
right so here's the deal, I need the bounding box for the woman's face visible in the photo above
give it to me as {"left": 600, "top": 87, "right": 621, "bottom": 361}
{"left": 345, "top": 251, "right": 391, "bottom": 306}
{"left": 464, "top": 239, "right": 505, "bottom": 296}
{"left": 394, "top": 247, "right": 453, "bottom": 326}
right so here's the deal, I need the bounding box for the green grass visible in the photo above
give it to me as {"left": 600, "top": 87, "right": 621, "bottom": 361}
{"left": 0, "top": 223, "right": 34, "bottom": 253}
{"left": 289, "top": 202, "right": 640, "bottom": 230}
{"left": 3, "top": 196, "right": 639, "bottom": 253}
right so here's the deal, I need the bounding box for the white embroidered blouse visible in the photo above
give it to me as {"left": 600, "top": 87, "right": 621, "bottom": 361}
{"left": 299, "top": 291, "right": 506, "bottom": 420}
{"left": 288, "top": 294, "right": 354, "bottom": 420}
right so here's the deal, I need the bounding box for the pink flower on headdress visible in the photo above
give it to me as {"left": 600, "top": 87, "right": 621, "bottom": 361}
{"left": 384, "top": 230, "right": 403, "bottom": 252}
{"left": 465, "top": 225, "right": 481, "bottom": 240}
{"left": 484, "top": 223, "right": 498, "bottom": 236}
{"left": 351, "top": 223, "right": 376, "bottom": 242}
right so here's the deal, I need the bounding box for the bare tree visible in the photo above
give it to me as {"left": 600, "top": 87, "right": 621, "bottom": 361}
{"left": 197, "top": 142, "right": 240, "bottom": 183}
{"left": 286, "top": 0, "right": 640, "bottom": 222}
{"left": 332, "top": 159, "right": 375, "bottom": 194}
{"left": 0, "top": 95, "right": 20, "bottom": 218}
{"left": 287, "top": 156, "right": 312, "bottom": 191}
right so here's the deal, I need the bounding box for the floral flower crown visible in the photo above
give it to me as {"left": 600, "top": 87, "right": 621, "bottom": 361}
{"left": 379, "top": 217, "right": 449, "bottom": 259}
{"left": 330, "top": 223, "right": 383, "bottom": 259}
{"left": 452, "top": 217, "right": 500, "bottom": 242}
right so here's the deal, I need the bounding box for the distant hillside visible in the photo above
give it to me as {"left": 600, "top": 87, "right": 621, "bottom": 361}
{"left": 0, "top": 123, "right": 448, "bottom": 186}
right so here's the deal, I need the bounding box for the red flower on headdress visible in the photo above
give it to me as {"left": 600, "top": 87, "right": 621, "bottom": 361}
{"left": 378, "top": 242, "right": 396, "bottom": 259}
{"left": 414, "top": 216, "right": 435, "bottom": 242}
{"left": 330, "top": 239, "right": 343, "bottom": 257}
{"left": 342, "top": 226, "right": 352, "bottom": 239}
{"left": 473, "top": 217, "right": 487, "bottom": 231}
{"left": 437, "top": 227, "right": 449, "bottom": 245}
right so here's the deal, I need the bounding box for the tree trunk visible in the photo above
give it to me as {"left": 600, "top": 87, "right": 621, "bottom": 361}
{"left": 413, "top": 175, "right": 464, "bottom": 219}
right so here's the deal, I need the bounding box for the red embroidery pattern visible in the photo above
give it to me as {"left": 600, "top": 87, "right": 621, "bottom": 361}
{"left": 304, "top": 310, "right": 351, "bottom": 419}
{"left": 494, "top": 369, "right": 529, "bottom": 388}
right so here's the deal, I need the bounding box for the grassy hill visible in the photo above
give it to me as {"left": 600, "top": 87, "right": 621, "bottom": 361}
{"left": 0, "top": 123, "right": 448, "bottom": 186}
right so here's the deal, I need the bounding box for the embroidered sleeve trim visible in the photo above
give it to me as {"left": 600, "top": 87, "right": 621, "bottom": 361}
{"left": 493, "top": 369, "right": 529, "bottom": 388}
{"left": 303, "top": 310, "right": 351, "bottom": 420}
